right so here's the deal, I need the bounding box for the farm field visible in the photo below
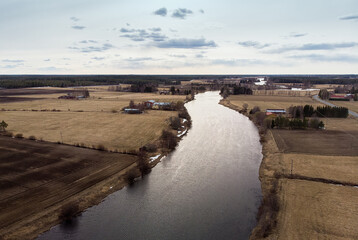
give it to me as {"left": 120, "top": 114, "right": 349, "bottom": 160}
{"left": 0, "top": 136, "right": 137, "bottom": 239}
{"left": 253, "top": 130, "right": 358, "bottom": 239}
{"left": 223, "top": 95, "right": 358, "bottom": 240}
{"left": 227, "top": 95, "right": 323, "bottom": 111}
{"left": 271, "top": 129, "right": 358, "bottom": 156}
{"left": 276, "top": 179, "right": 358, "bottom": 240}
{"left": 0, "top": 87, "right": 187, "bottom": 151}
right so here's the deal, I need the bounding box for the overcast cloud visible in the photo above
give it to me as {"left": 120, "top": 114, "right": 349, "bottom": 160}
{"left": 0, "top": 0, "right": 357, "bottom": 74}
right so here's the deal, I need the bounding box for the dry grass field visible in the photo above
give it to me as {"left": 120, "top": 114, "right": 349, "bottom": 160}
{"left": 277, "top": 179, "right": 358, "bottom": 240}
{"left": 252, "top": 131, "right": 358, "bottom": 240}
{"left": 224, "top": 95, "right": 358, "bottom": 240}
{"left": 0, "top": 87, "right": 187, "bottom": 151}
{"left": 0, "top": 136, "right": 137, "bottom": 239}
{"left": 227, "top": 95, "right": 322, "bottom": 111}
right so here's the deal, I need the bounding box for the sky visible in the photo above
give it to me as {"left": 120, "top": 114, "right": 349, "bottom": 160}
{"left": 0, "top": 0, "right": 357, "bottom": 74}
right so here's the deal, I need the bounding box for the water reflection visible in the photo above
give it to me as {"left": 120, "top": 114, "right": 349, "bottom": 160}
{"left": 39, "top": 91, "right": 262, "bottom": 240}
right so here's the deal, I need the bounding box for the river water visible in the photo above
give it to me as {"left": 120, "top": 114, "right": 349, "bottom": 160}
{"left": 38, "top": 91, "right": 262, "bottom": 240}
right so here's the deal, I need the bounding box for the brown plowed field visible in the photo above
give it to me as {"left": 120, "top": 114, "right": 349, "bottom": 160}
{"left": 0, "top": 136, "right": 136, "bottom": 238}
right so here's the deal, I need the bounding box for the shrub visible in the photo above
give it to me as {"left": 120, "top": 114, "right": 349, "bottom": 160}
{"left": 96, "top": 144, "right": 106, "bottom": 151}
{"left": 309, "top": 118, "right": 324, "bottom": 129}
{"left": 250, "top": 106, "right": 261, "bottom": 114}
{"left": 28, "top": 135, "right": 36, "bottom": 140}
{"left": 143, "top": 143, "right": 157, "bottom": 153}
{"left": 15, "top": 133, "right": 23, "bottom": 138}
{"left": 169, "top": 116, "right": 181, "bottom": 130}
{"left": 0, "top": 120, "right": 8, "bottom": 132}
{"left": 137, "top": 150, "right": 151, "bottom": 176}
{"left": 318, "top": 89, "right": 330, "bottom": 100}
{"left": 125, "top": 169, "right": 137, "bottom": 185}
{"left": 59, "top": 203, "right": 80, "bottom": 223}
{"left": 160, "top": 130, "right": 178, "bottom": 150}
{"left": 255, "top": 179, "right": 280, "bottom": 238}
{"left": 3, "top": 131, "right": 13, "bottom": 137}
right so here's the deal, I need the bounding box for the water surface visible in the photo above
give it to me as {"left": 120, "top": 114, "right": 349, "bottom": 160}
{"left": 39, "top": 91, "right": 262, "bottom": 240}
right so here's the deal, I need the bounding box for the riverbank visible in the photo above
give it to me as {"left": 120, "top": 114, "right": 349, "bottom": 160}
{"left": 220, "top": 97, "right": 358, "bottom": 239}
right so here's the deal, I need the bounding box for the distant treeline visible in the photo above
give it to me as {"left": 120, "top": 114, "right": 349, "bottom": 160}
{"left": 0, "top": 75, "right": 192, "bottom": 88}
{"left": 270, "top": 75, "right": 358, "bottom": 85}
{"left": 0, "top": 75, "right": 256, "bottom": 89}
{"left": 1, "top": 75, "right": 358, "bottom": 89}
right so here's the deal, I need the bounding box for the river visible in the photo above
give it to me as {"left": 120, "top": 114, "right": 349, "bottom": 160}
{"left": 38, "top": 91, "right": 262, "bottom": 240}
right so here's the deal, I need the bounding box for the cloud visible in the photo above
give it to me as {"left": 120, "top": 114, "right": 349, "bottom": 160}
{"left": 212, "top": 58, "right": 266, "bottom": 66}
{"left": 44, "top": 59, "right": 50, "bottom": 62}
{"left": 238, "top": 41, "right": 271, "bottom": 49}
{"left": 38, "top": 66, "right": 65, "bottom": 71}
{"left": 124, "top": 57, "right": 153, "bottom": 62}
{"left": 172, "top": 8, "right": 193, "bottom": 19}
{"left": 288, "top": 54, "right": 358, "bottom": 62}
{"left": 0, "top": 59, "right": 24, "bottom": 69}
{"left": 148, "top": 27, "right": 161, "bottom": 32}
{"left": 72, "top": 25, "right": 86, "bottom": 30}
{"left": 339, "top": 15, "right": 358, "bottom": 21}
{"left": 92, "top": 57, "right": 105, "bottom": 61}
{"left": 70, "top": 17, "right": 79, "bottom": 22}
{"left": 268, "top": 42, "right": 358, "bottom": 53}
{"left": 120, "top": 28, "right": 135, "bottom": 33}
{"left": 0, "top": 65, "right": 20, "bottom": 69}
{"left": 79, "top": 40, "right": 98, "bottom": 44}
{"left": 289, "top": 32, "right": 307, "bottom": 38}
{"left": 69, "top": 42, "right": 115, "bottom": 53}
{"left": 199, "top": 9, "right": 205, "bottom": 14}
{"left": 154, "top": 7, "right": 167, "bottom": 16}
{"left": 195, "top": 54, "right": 205, "bottom": 58}
{"left": 155, "top": 38, "right": 217, "bottom": 48}
{"left": 169, "top": 54, "right": 187, "bottom": 58}
{"left": 120, "top": 28, "right": 166, "bottom": 42}
{"left": 2, "top": 59, "right": 24, "bottom": 63}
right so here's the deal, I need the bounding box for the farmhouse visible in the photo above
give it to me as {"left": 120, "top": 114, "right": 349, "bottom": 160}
{"left": 144, "top": 100, "right": 156, "bottom": 108}
{"left": 266, "top": 109, "right": 286, "bottom": 116}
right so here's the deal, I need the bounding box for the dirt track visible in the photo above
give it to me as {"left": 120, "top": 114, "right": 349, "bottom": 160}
{"left": 0, "top": 136, "right": 137, "bottom": 239}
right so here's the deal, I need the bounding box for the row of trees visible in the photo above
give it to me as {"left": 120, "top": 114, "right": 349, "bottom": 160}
{"left": 288, "top": 104, "right": 348, "bottom": 118}
{"left": 269, "top": 116, "right": 324, "bottom": 130}
{"left": 232, "top": 86, "right": 253, "bottom": 95}
{"left": 130, "top": 83, "right": 158, "bottom": 93}
{"left": 316, "top": 106, "right": 349, "bottom": 118}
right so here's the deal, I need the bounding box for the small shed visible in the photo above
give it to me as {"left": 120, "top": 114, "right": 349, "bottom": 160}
{"left": 266, "top": 109, "right": 286, "bottom": 116}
